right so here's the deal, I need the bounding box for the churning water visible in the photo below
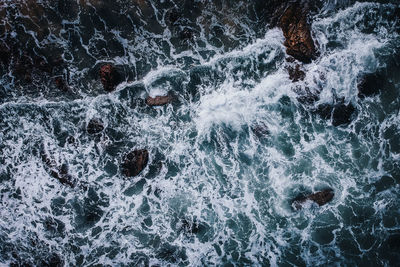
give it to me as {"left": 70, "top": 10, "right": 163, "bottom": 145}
{"left": 0, "top": 0, "right": 400, "bottom": 266}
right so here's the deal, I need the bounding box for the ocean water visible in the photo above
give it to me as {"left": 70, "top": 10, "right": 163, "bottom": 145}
{"left": 0, "top": 0, "right": 400, "bottom": 266}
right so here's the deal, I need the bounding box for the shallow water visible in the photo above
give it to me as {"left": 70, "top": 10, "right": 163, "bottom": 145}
{"left": 0, "top": 0, "right": 400, "bottom": 266}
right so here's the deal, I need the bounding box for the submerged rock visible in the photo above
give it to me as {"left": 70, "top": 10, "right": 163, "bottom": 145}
{"left": 99, "top": 64, "right": 120, "bottom": 92}
{"left": 145, "top": 95, "right": 172, "bottom": 106}
{"left": 122, "top": 149, "right": 149, "bottom": 177}
{"left": 294, "top": 86, "right": 320, "bottom": 105}
{"left": 87, "top": 118, "right": 104, "bottom": 135}
{"left": 293, "top": 189, "right": 334, "bottom": 210}
{"left": 357, "top": 72, "right": 383, "bottom": 98}
{"left": 315, "top": 101, "right": 356, "bottom": 127}
{"left": 287, "top": 64, "right": 306, "bottom": 82}
{"left": 279, "top": 2, "right": 318, "bottom": 63}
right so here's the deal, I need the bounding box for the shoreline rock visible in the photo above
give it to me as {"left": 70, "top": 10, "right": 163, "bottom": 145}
{"left": 122, "top": 149, "right": 149, "bottom": 177}
{"left": 145, "top": 95, "right": 172, "bottom": 106}
{"left": 279, "top": 2, "right": 318, "bottom": 64}
{"left": 99, "top": 64, "right": 120, "bottom": 92}
{"left": 293, "top": 189, "right": 334, "bottom": 210}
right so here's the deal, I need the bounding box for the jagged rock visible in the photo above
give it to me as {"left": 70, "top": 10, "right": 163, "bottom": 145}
{"left": 87, "top": 119, "right": 104, "bottom": 135}
{"left": 40, "top": 151, "right": 76, "bottom": 188}
{"left": 293, "top": 189, "right": 334, "bottom": 210}
{"left": 280, "top": 2, "right": 318, "bottom": 63}
{"left": 332, "top": 103, "right": 356, "bottom": 127}
{"left": 122, "top": 149, "right": 149, "bottom": 177}
{"left": 145, "top": 95, "right": 172, "bottom": 106}
{"left": 357, "top": 72, "right": 383, "bottom": 98}
{"left": 99, "top": 64, "right": 120, "bottom": 92}
{"left": 288, "top": 64, "right": 306, "bottom": 82}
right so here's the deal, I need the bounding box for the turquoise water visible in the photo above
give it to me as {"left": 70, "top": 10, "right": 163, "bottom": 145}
{"left": 0, "top": 1, "right": 400, "bottom": 266}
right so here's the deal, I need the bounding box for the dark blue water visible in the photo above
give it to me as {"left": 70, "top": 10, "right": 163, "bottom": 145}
{"left": 0, "top": 0, "right": 400, "bottom": 266}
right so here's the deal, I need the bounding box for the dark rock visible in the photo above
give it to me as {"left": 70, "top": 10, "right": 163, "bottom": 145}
{"left": 357, "top": 72, "right": 383, "bottom": 98}
{"left": 57, "top": 0, "right": 79, "bottom": 20}
{"left": 294, "top": 86, "right": 320, "bottom": 105}
{"left": 122, "top": 149, "right": 149, "bottom": 177}
{"left": 293, "top": 189, "right": 334, "bottom": 210}
{"left": 41, "top": 253, "right": 64, "bottom": 267}
{"left": 145, "top": 95, "right": 172, "bottom": 106}
{"left": 14, "top": 53, "right": 34, "bottom": 82}
{"left": 54, "top": 76, "right": 69, "bottom": 92}
{"left": 87, "top": 119, "right": 104, "bottom": 135}
{"left": 287, "top": 64, "right": 306, "bottom": 82}
{"left": 0, "top": 43, "right": 10, "bottom": 66}
{"left": 99, "top": 64, "right": 120, "bottom": 92}
{"left": 387, "top": 234, "right": 400, "bottom": 249}
{"left": 180, "top": 27, "right": 193, "bottom": 40}
{"left": 251, "top": 122, "right": 270, "bottom": 138}
{"left": 332, "top": 103, "right": 356, "bottom": 127}
{"left": 279, "top": 2, "right": 318, "bottom": 63}
{"left": 10, "top": 49, "right": 64, "bottom": 83}
{"left": 167, "top": 8, "right": 180, "bottom": 25}
{"left": 315, "top": 103, "right": 333, "bottom": 120}
{"left": 315, "top": 101, "right": 356, "bottom": 127}
{"left": 40, "top": 150, "right": 76, "bottom": 188}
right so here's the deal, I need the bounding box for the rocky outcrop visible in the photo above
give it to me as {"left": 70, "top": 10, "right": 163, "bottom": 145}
{"left": 293, "top": 189, "right": 334, "bottom": 210}
{"left": 121, "top": 149, "right": 149, "bottom": 177}
{"left": 87, "top": 119, "right": 104, "bottom": 135}
{"left": 99, "top": 64, "right": 120, "bottom": 92}
{"left": 279, "top": 2, "right": 318, "bottom": 64}
{"left": 40, "top": 150, "right": 76, "bottom": 188}
{"left": 145, "top": 95, "right": 172, "bottom": 106}
{"left": 357, "top": 72, "right": 383, "bottom": 98}
{"left": 287, "top": 64, "right": 306, "bottom": 82}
